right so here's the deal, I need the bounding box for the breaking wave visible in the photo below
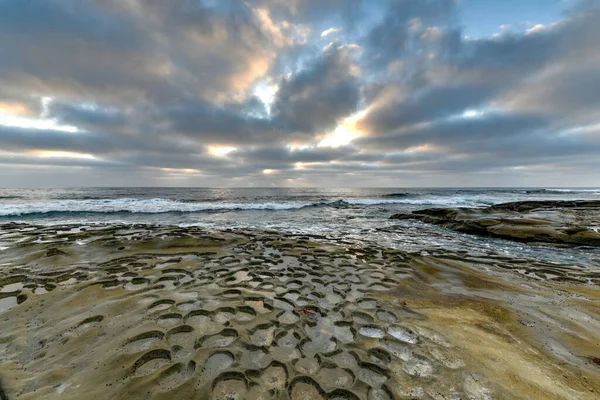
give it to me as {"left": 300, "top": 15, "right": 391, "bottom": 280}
{"left": 529, "top": 188, "right": 600, "bottom": 194}
{"left": 0, "top": 196, "right": 495, "bottom": 217}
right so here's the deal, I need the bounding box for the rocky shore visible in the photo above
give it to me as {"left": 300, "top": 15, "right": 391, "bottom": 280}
{"left": 0, "top": 223, "right": 599, "bottom": 399}
{"left": 391, "top": 200, "right": 600, "bottom": 247}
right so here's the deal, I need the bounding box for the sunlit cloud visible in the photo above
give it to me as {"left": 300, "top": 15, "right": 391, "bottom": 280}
{"left": 321, "top": 27, "right": 340, "bottom": 37}
{"left": 461, "top": 109, "right": 481, "bottom": 119}
{"left": 403, "top": 144, "right": 435, "bottom": 153}
{"left": 207, "top": 146, "right": 237, "bottom": 157}
{"left": 526, "top": 24, "right": 546, "bottom": 35}
{"left": 160, "top": 167, "right": 200, "bottom": 174}
{"left": 287, "top": 143, "right": 312, "bottom": 151}
{"left": 318, "top": 110, "right": 368, "bottom": 148}
{"left": 0, "top": 101, "right": 31, "bottom": 116}
{"left": 451, "top": 108, "right": 495, "bottom": 121}
{"left": 254, "top": 7, "right": 310, "bottom": 48}
{"left": 252, "top": 79, "right": 279, "bottom": 115}
{"left": 26, "top": 150, "right": 97, "bottom": 160}
{"left": 0, "top": 114, "right": 80, "bottom": 133}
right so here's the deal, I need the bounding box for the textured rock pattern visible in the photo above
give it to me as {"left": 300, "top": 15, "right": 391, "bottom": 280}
{"left": 0, "top": 223, "right": 598, "bottom": 399}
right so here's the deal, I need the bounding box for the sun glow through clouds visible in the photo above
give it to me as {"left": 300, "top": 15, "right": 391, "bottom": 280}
{"left": 252, "top": 79, "right": 279, "bottom": 115}
{"left": 208, "top": 146, "right": 236, "bottom": 157}
{"left": 26, "top": 150, "right": 97, "bottom": 160}
{"left": 318, "top": 109, "right": 367, "bottom": 148}
{"left": 0, "top": 114, "right": 80, "bottom": 133}
{"left": 462, "top": 109, "right": 480, "bottom": 118}
{"left": 160, "top": 167, "right": 200, "bottom": 174}
{"left": 0, "top": 96, "right": 80, "bottom": 133}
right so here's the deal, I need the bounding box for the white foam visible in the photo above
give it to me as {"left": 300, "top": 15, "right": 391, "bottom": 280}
{"left": 541, "top": 188, "right": 600, "bottom": 194}
{"left": 0, "top": 198, "right": 312, "bottom": 216}
{"left": 346, "top": 198, "right": 493, "bottom": 207}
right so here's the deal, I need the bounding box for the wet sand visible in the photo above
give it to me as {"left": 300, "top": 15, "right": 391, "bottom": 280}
{"left": 0, "top": 223, "right": 598, "bottom": 399}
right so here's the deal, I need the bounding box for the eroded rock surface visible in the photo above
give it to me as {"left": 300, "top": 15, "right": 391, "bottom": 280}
{"left": 0, "top": 223, "right": 598, "bottom": 399}
{"left": 391, "top": 200, "right": 600, "bottom": 246}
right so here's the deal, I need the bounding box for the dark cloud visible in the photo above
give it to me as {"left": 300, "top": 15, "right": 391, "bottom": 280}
{"left": 271, "top": 46, "right": 361, "bottom": 134}
{"left": 48, "top": 102, "right": 128, "bottom": 131}
{"left": 0, "top": 0, "right": 273, "bottom": 104}
{"left": 364, "top": 0, "right": 461, "bottom": 65}
{"left": 159, "top": 99, "right": 280, "bottom": 145}
{"left": 0, "top": 125, "right": 114, "bottom": 155}
{"left": 232, "top": 145, "right": 353, "bottom": 163}
{"left": 361, "top": 84, "right": 495, "bottom": 135}
{"left": 358, "top": 112, "right": 549, "bottom": 150}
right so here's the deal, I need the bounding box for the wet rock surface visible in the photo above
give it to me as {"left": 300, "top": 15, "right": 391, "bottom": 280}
{"left": 0, "top": 223, "right": 598, "bottom": 399}
{"left": 391, "top": 200, "right": 600, "bottom": 246}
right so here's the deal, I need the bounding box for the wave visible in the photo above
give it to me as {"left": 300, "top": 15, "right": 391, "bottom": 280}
{"left": 525, "top": 188, "right": 600, "bottom": 194}
{"left": 381, "top": 192, "right": 417, "bottom": 198}
{"left": 0, "top": 196, "right": 498, "bottom": 217}
{"left": 0, "top": 198, "right": 313, "bottom": 217}
{"left": 304, "top": 200, "right": 354, "bottom": 209}
{"left": 348, "top": 198, "right": 494, "bottom": 207}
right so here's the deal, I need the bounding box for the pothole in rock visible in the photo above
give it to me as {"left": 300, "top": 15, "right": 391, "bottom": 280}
{"left": 214, "top": 307, "right": 236, "bottom": 324}
{"left": 380, "top": 338, "right": 412, "bottom": 361}
{"left": 357, "top": 363, "right": 389, "bottom": 388}
{"left": 289, "top": 377, "right": 326, "bottom": 400}
{"left": 123, "top": 330, "right": 165, "bottom": 354}
{"left": 156, "top": 313, "right": 182, "bottom": 328}
{"left": 74, "top": 315, "right": 104, "bottom": 335}
{"left": 0, "top": 296, "right": 18, "bottom": 313}
{"left": 255, "top": 362, "right": 288, "bottom": 391}
{"left": 235, "top": 306, "right": 256, "bottom": 322}
{"left": 176, "top": 301, "right": 198, "bottom": 312}
{"left": 212, "top": 372, "right": 248, "bottom": 400}
{"left": 277, "top": 310, "right": 300, "bottom": 325}
{"left": 368, "top": 348, "right": 392, "bottom": 366}
{"left": 357, "top": 299, "right": 378, "bottom": 310}
{"left": 403, "top": 354, "right": 434, "bottom": 377}
{"left": 316, "top": 366, "right": 354, "bottom": 388}
{"left": 250, "top": 323, "right": 277, "bottom": 347}
{"left": 333, "top": 322, "right": 355, "bottom": 344}
{"left": 198, "top": 351, "right": 234, "bottom": 384}
{"left": 124, "top": 278, "right": 149, "bottom": 290}
{"left": 148, "top": 299, "right": 175, "bottom": 313}
{"left": 157, "top": 360, "right": 196, "bottom": 391}
{"left": 359, "top": 325, "right": 386, "bottom": 339}
{"left": 1, "top": 282, "right": 24, "bottom": 292}
{"left": 240, "top": 344, "right": 271, "bottom": 369}
{"left": 131, "top": 349, "right": 171, "bottom": 377}
{"left": 293, "top": 356, "right": 320, "bottom": 375}
{"left": 376, "top": 310, "right": 397, "bottom": 323}
{"left": 367, "top": 387, "right": 394, "bottom": 400}
{"left": 352, "top": 311, "right": 375, "bottom": 324}
{"left": 198, "top": 329, "right": 238, "bottom": 348}
{"left": 166, "top": 325, "right": 195, "bottom": 348}
{"left": 388, "top": 325, "right": 418, "bottom": 344}
{"left": 328, "top": 351, "right": 359, "bottom": 370}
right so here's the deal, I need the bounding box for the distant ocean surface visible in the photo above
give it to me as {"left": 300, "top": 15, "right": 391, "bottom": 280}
{"left": 1, "top": 187, "right": 599, "bottom": 266}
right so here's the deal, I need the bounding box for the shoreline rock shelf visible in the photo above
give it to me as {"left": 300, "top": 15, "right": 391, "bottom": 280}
{"left": 391, "top": 200, "right": 600, "bottom": 247}
{"left": 0, "top": 223, "right": 598, "bottom": 399}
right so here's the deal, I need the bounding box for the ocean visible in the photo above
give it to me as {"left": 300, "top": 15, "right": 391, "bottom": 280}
{"left": 1, "top": 187, "right": 599, "bottom": 266}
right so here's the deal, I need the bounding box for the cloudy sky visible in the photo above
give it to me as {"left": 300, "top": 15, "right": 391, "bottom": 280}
{"left": 1, "top": 0, "right": 599, "bottom": 187}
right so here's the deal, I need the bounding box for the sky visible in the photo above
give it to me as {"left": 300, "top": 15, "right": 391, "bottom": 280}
{"left": 0, "top": 0, "right": 599, "bottom": 188}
